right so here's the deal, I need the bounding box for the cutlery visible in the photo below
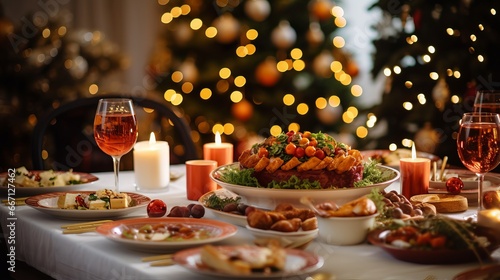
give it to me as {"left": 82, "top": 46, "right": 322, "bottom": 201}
{"left": 61, "top": 220, "right": 113, "bottom": 234}
{"left": 141, "top": 254, "right": 175, "bottom": 266}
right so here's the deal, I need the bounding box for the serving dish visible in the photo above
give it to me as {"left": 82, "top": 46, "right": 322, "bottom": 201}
{"left": 96, "top": 217, "right": 238, "bottom": 253}
{"left": 246, "top": 226, "right": 318, "bottom": 249}
{"left": 0, "top": 171, "right": 98, "bottom": 196}
{"left": 25, "top": 191, "right": 150, "bottom": 220}
{"left": 210, "top": 163, "right": 400, "bottom": 210}
{"left": 316, "top": 212, "right": 378, "bottom": 246}
{"left": 367, "top": 227, "right": 500, "bottom": 264}
{"left": 429, "top": 169, "right": 500, "bottom": 191}
{"left": 198, "top": 189, "right": 248, "bottom": 227}
{"left": 173, "top": 245, "right": 324, "bottom": 278}
{"left": 360, "top": 149, "right": 440, "bottom": 169}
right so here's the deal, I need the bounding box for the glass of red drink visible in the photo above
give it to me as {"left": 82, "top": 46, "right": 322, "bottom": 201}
{"left": 457, "top": 112, "right": 500, "bottom": 212}
{"left": 94, "top": 99, "right": 138, "bottom": 192}
{"left": 474, "top": 90, "right": 500, "bottom": 114}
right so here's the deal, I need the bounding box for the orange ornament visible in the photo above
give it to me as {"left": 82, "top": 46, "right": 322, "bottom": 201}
{"left": 311, "top": 0, "right": 333, "bottom": 21}
{"left": 255, "top": 58, "right": 281, "bottom": 87}
{"left": 231, "top": 99, "right": 254, "bottom": 122}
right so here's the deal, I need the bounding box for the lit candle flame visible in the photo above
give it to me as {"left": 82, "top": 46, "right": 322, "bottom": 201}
{"left": 149, "top": 132, "right": 156, "bottom": 145}
{"left": 215, "top": 131, "right": 221, "bottom": 145}
{"left": 411, "top": 142, "right": 416, "bottom": 159}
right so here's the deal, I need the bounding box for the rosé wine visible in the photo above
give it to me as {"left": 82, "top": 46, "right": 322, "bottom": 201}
{"left": 94, "top": 113, "right": 138, "bottom": 156}
{"left": 457, "top": 122, "right": 500, "bottom": 173}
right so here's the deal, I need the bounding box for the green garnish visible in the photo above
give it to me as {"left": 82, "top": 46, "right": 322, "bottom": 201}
{"left": 218, "top": 167, "right": 260, "bottom": 187}
{"left": 353, "top": 160, "right": 393, "bottom": 187}
{"left": 267, "top": 176, "right": 322, "bottom": 189}
{"left": 205, "top": 193, "right": 241, "bottom": 211}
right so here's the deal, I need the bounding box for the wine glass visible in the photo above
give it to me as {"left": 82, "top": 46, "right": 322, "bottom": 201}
{"left": 473, "top": 90, "right": 500, "bottom": 113}
{"left": 94, "top": 99, "right": 138, "bottom": 192}
{"left": 456, "top": 112, "right": 500, "bottom": 212}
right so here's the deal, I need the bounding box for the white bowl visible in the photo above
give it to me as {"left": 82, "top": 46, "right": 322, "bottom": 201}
{"left": 316, "top": 213, "right": 378, "bottom": 246}
{"left": 210, "top": 163, "right": 399, "bottom": 210}
{"left": 246, "top": 226, "right": 318, "bottom": 249}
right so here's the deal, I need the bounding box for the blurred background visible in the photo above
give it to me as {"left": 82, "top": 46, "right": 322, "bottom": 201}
{"left": 1, "top": 0, "right": 499, "bottom": 172}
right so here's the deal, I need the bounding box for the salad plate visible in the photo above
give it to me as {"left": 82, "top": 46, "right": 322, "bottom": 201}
{"left": 210, "top": 163, "right": 399, "bottom": 210}
{"left": 173, "top": 245, "right": 324, "bottom": 279}
{"left": 96, "top": 217, "right": 238, "bottom": 253}
{"left": 0, "top": 169, "right": 98, "bottom": 196}
{"left": 367, "top": 227, "right": 500, "bottom": 264}
{"left": 198, "top": 189, "right": 248, "bottom": 227}
{"left": 25, "top": 191, "right": 150, "bottom": 220}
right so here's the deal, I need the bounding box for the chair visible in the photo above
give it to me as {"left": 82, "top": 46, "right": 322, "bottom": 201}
{"left": 31, "top": 94, "right": 198, "bottom": 172}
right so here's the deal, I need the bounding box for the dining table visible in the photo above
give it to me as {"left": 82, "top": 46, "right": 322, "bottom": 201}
{"left": 0, "top": 164, "right": 499, "bottom": 280}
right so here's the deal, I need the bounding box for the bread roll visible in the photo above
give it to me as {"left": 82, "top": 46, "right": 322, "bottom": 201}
{"left": 410, "top": 194, "right": 468, "bottom": 213}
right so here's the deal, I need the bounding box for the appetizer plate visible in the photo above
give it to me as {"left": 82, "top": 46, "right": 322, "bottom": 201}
{"left": 360, "top": 149, "right": 440, "bottom": 169}
{"left": 0, "top": 171, "right": 98, "bottom": 196}
{"left": 453, "top": 264, "right": 500, "bottom": 280}
{"left": 198, "top": 189, "right": 248, "bottom": 227}
{"left": 367, "top": 227, "right": 500, "bottom": 264}
{"left": 429, "top": 169, "right": 500, "bottom": 190}
{"left": 25, "top": 191, "right": 150, "bottom": 220}
{"left": 210, "top": 163, "right": 400, "bottom": 210}
{"left": 96, "top": 217, "right": 238, "bottom": 253}
{"left": 173, "top": 245, "right": 324, "bottom": 279}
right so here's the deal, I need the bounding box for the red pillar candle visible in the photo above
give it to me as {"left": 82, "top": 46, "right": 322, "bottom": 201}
{"left": 400, "top": 145, "right": 430, "bottom": 199}
{"left": 203, "top": 132, "right": 233, "bottom": 166}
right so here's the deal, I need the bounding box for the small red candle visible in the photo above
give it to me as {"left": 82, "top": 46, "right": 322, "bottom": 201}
{"left": 203, "top": 132, "right": 233, "bottom": 166}
{"left": 400, "top": 144, "right": 430, "bottom": 199}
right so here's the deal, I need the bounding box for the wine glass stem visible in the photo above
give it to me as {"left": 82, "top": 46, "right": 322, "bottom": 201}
{"left": 477, "top": 173, "right": 485, "bottom": 212}
{"left": 112, "top": 156, "right": 121, "bottom": 193}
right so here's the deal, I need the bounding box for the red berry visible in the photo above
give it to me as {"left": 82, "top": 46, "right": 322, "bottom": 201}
{"left": 147, "top": 199, "right": 167, "bottom": 217}
{"left": 445, "top": 177, "right": 464, "bottom": 195}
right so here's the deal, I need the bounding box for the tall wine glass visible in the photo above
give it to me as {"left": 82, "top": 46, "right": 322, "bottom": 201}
{"left": 94, "top": 99, "right": 138, "bottom": 192}
{"left": 473, "top": 90, "right": 500, "bottom": 114}
{"left": 456, "top": 112, "right": 500, "bottom": 212}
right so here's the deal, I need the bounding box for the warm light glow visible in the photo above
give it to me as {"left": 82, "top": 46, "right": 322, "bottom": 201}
{"left": 161, "top": 12, "right": 173, "bottom": 24}
{"left": 246, "top": 29, "right": 258, "bottom": 40}
{"left": 297, "top": 103, "right": 309, "bottom": 115}
{"left": 246, "top": 44, "right": 256, "bottom": 55}
{"left": 277, "top": 61, "right": 289, "bottom": 72}
{"left": 215, "top": 131, "right": 222, "bottom": 144}
{"left": 383, "top": 68, "right": 391, "bottom": 76}
{"left": 58, "top": 26, "right": 67, "bottom": 36}
{"left": 190, "top": 18, "right": 203, "bottom": 30}
{"left": 417, "top": 93, "right": 426, "bottom": 104}
{"left": 42, "top": 28, "right": 50, "bottom": 38}
{"left": 405, "top": 81, "right": 413, "bottom": 88}
{"left": 429, "top": 72, "right": 439, "bottom": 80}
{"left": 491, "top": 8, "right": 497, "bottom": 15}
{"left": 351, "top": 85, "right": 363, "bottom": 97}
{"left": 88, "top": 84, "right": 98, "bottom": 94}
{"left": 403, "top": 102, "right": 413, "bottom": 110}
{"left": 234, "top": 76, "right": 246, "bottom": 87}
{"left": 315, "top": 97, "right": 327, "bottom": 109}
{"left": 180, "top": 4, "right": 191, "bottom": 15}
{"left": 206, "top": 27, "right": 217, "bottom": 38}
{"left": 451, "top": 95, "right": 460, "bottom": 103}
{"left": 478, "top": 55, "right": 484, "bottom": 62}
{"left": 389, "top": 143, "right": 398, "bottom": 151}
{"left": 356, "top": 126, "right": 368, "bottom": 138}
{"left": 181, "top": 82, "right": 193, "bottom": 93}
{"left": 164, "top": 89, "right": 176, "bottom": 101}
{"left": 470, "top": 34, "right": 477, "bottom": 42}
{"left": 446, "top": 28, "right": 454, "bottom": 35}
{"left": 332, "top": 36, "right": 345, "bottom": 48}
{"left": 149, "top": 132, "right": 157, "bottom": 145}
{"left": 171, "top": 71, "right": 183, "bottom": 82}
{"left": 293, "top": 60, "right": 305, "bottom": 71}
{"left": 200, "top": 88, "right": 212, "bottom": 100}
{"left": 171, "top": 93, "right": 183, "bottom": 105}
{"left": 428, "top": 46, "right": 435, "bottom": 53}
{"left": 454, "top": 71, "right": 461, "bottom": 78}
{"left": 332, "top": 6, "right": 344, "bottom": 17}
{"left": 213, "top": 124, "right": 224, "bottom": 136}
{"left": 334, "top": 17, "right": 347, "bottom": 28}
{"left": 330, "top": 61, "right": 343, "bottom": 73}
{"left": 290, "top": 48, "right": 303, "bottom": 59}
{"left": 219, "top": 67, "right": 231, "bottom": 79}
{"left": 236, "top": 46, "right": 247, "bottom": 57}
{"left": 283, "top": 94, "right": 295, "bottom": 106}
{"left": 230, "top": 91, "right": 243, "bottom": 103}
{"left": 223, "top": 123, "right": 234, "bottom": 135}
{"left": 422, "top": 54, "right": 431, "bottom": 63}
{"left": 329, "top": 95, "right": 341, "bottom": 107}
{"left": 288, "top": 123, "right": 300, "bottom": 133}
{"left": 393, "top": 66, "right": 401, "bottom": 74}
{"left": 270, "top": 125, "right": 282, "bottom": 136}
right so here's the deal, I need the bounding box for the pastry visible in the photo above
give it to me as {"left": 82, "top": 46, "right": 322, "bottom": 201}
{"left": 410, "top": 194, "right": 468, "bottom": 213}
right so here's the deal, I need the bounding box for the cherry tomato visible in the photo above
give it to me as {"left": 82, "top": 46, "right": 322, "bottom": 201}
{"left": 147, "top": 199, "right": 167, "bottom": 217}
{"left": 299, "top": 137, "right": 310, "bottom": 146}
{"left": 285, "top": 143, "right": 296, "bottom": 155}
{"left": 302, "top": 131, "right": 311, "bottom": 139}
{"left": 445, "top": 177, "right": 464, "bottom": 195}
{"left": 257, "top": 147, "right": 269, "bottom": 158}
{"left": 294, "top": 147, "right": 305, "bottom": 158}
{"left": 308, "top": 138, "right": 318, "bottom": 147}
{"left": 314, "top": 149, "right": 326, "bottom": 159}
{"left": 305, "top": 146, "right": 316, "bottom": 157}
{"left": 286, "top": 131, "right": 295, "bottom": 136}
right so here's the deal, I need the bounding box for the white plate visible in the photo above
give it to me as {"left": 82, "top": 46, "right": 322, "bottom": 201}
{"left": 429, "top": 169, "right": 500, "bottom": 190}
{"left": 173, "top": 245, "right": 324, "bottom": 278}
{"left": 96, "top": 217, "right": 238, "bottom": 253}
{"left": 198, "top": 189, "right": 248, "bottom": 227}
{"left": 246, "top": 226, "right": 318, "bottom": 249}
{"left": 25, "top": 191, "right": 150, "bottom": 220}
{"left": 0, "top": 171, "right": 98, "bottom": 196}
{"left": 210, "top": 163, "right": 400, "bottom": 210}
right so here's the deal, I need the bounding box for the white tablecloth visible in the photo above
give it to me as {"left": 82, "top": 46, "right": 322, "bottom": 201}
{"left": 1, "top": 165, "right": 498, "bottom": 280}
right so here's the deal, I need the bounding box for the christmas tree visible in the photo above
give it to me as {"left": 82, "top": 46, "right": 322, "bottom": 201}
{"left": 366, "top": 0, "right": 500, "bottom": 166}
{"left": 151, "top": 0, "right": 361, "bottom": 153}
{"left": 0, "top": 9, "right": 125, "bottom": 171}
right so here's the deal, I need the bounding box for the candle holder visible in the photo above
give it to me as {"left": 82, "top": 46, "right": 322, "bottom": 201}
{"left": 203, "top": 132, "right": 233, "bottom": 166}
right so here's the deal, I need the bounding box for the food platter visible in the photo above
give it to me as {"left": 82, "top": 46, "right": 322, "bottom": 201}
{"left": 25, "top": 191, "right": 150, "bottom": 220}
{"left": 360, "top": 149, "right": 440, "bottom": 169}
{"left": 96, "top": 217, "right": 238, "bottom": 253}
{"left": 246, "top": 226, "right": 318, "bottom": 249}
{"left": 0, "top": 170, "right": 98, "bottom": 196}
{"left": 367, "top": 227, "right": 500, "bottom": 264}
{"left": 429, "top": 169, "right": 500, "bottom": 190}
{"left": 173, "top": 245, "right": 324, "bottom": 279}
{"left": 198, "top": 190, "right": 248, "bottom": 227}
{"left": 210, "top": 163, "right": 400, "bottom": 210}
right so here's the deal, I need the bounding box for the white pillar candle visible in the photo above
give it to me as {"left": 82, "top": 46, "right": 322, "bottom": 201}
{"left": 203, "top": 132, "right": 233, "bottom": 166}
{"left": 133, "top": 132, "right": 170, "bottom": 191}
